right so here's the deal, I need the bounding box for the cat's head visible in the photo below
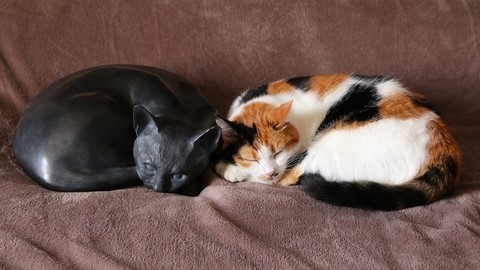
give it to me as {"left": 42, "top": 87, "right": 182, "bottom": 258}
{"left": 132, "top": 105, "right": 221, "bottom": 195}
{"left": 216, "top": 101, "right": 299, "bottom": 184}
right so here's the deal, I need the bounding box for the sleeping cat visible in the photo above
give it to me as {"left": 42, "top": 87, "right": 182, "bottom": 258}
{"left": 215, "top": 74, "right": 461, "bottom": 210}
{"left": 13, "top": 65, "right": 221, "bottom": 195}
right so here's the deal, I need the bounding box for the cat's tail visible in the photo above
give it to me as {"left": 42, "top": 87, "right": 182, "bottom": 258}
{"left": 299, "top": 157, "right": 459, "bottom": 211}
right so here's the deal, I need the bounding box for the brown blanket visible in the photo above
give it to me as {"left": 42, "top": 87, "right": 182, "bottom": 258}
{"left": 1, "top": 1, "right": 479, "bottom": 269}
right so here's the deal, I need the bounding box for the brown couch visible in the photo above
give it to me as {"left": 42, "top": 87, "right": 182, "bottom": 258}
{"left": 1, "top": 1, "right": 479, "bottom": 269}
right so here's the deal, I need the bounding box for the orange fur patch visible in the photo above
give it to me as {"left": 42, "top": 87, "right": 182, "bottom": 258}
{"left": 267, "top": 80, "right": 294, "bottom": 94}
{"left": 309, "top": 74, "right": 348, "bottom": 98}
{"left": 273, "top": 101, "right": 292, "bottom": 123}
{"left": 234, "top": 145, "right": 258, "bottom": 168}
{"left": 277, "top": 167, "right": 302, "bottom": 186}
{"left": 232, "top": 102, "right": 274, "bottom": 127}
{"left": 424, "top": 118, "right": 461, "bottom": 173}
{"left": 332, "top": 119, "right": 377, "bottom": 130}
{"left": 232, "top": 102, "right": 300, "bottom": 160}
{"left": 232, "top": 102, "right": 292, "bottom": 129}
{"left": 379, "top": 92, "right": 429, "bottom": 119}
{"left": 254, "top": 121, "right": 299, "bottom": 152}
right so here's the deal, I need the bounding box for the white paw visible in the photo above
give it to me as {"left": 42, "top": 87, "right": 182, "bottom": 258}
{"left": 215, "top": 161, "right": 248, "bottom": 183}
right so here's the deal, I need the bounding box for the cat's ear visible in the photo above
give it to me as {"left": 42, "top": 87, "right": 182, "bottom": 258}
{"left": 215, "top": 116, "right": 238, "bottom": 146}
{"left": 274, "top": 100, "right": 293, "bottom": 123}
{"left": 192, "top": 126, "right": 221, "bottom": 154}
{"left": 133, "top": 105, "right": 156, "bottom": 135}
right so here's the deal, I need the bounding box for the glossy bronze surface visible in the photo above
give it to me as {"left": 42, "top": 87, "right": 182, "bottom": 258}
{"left": 13, "top": 65, "right": 220, "bottom": 195}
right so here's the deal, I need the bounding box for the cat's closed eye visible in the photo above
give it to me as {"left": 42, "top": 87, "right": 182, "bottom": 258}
{"left": 274, "top": 150, "right": 283, "bottom": 157}
{"left": 239, "top": 156, "right": 258, "bottom": 163}
{"left": 273, "top": 123, "right": 288, "bottom": 131}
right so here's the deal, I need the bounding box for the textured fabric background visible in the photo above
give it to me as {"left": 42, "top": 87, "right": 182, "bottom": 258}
{"left": 1, "top": 1, "right": 479, "bottom": 269}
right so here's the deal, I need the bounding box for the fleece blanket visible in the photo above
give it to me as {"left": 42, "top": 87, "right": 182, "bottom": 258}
{"left": 1, "top": 1, "right": 479, "bottom": 269}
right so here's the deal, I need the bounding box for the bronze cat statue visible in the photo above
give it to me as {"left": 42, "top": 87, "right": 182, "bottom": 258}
{"left": 13, "top": 65, "right": 221, "bottom": 196}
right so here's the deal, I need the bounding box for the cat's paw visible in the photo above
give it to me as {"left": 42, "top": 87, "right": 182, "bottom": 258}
{"left": 275, "top": 168, "right": 301, "bottom": 186}
{"left": 215, "top": 161, "right": 248, "bottom": 183}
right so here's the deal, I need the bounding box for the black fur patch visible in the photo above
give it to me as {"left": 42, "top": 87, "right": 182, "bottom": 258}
{"left": 286, "top": 151, "right": 307, "bottom": 169}
{"left": 287, "top": 76, "right": 310, "bottom": 91}
{"left": 444, "top": 156, "right": 459, "bottom": 194}
{"left": 240, "top": 84, "right": 268, "bottom": 104}
{"left": 220, "top": 122, "right": 257, "bottom": 163}
{"left": 299, "top": 174, "right": 427, "bottom": 210}
{"left": 418, "top": 156, "right": 458, "bottom": 195}
{"left": 317, "top": 83, "right": 380, "bottom": 133}
{"left": 408, "top": 94, "right": 442, "bottom": 117}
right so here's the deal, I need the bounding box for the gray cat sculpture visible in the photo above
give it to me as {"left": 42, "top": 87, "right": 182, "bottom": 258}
{"left": 13, "top": 65, "right": 221, "bottom": 196}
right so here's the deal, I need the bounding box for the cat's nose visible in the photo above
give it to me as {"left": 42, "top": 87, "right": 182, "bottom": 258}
{"left": 266, "top": 171, "right": 279, "bottom": 179}
{"left": 153, "top": 182, "right": 164, "bottom": 192}
{"left": 261, "top": 164, "right": 279, "bottom": 180}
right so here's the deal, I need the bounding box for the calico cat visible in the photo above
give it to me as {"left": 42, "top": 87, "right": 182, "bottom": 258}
{"left": 215, "top": 74, "right": 461, "bottom": 210}
{"left": 13, "top": 65, "right": 221, "bottom": 195}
